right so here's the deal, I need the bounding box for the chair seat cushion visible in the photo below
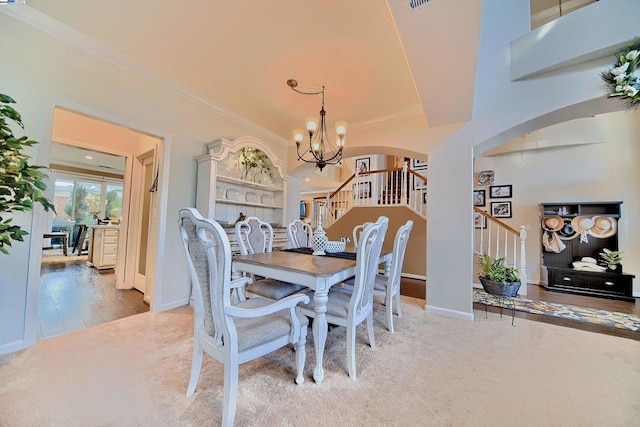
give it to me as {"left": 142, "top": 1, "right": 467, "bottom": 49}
{"left": 234, "top": 297, "right": 309, "bottom": 352}
{"left": 298, "top": 289, "right": 351, "bottom": 318}
{"left": 342, "top": 274, "right": 386, "bottom": 292}
{"left": 247, "top": 278, "right": 308, "bottom": 300}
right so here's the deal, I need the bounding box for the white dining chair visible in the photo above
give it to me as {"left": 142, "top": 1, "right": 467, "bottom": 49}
{"left": 287, "top": 219, "right": 313, "bottom": 248}
{"left": 298, "top": 216, "right": 389, "bottom": 380}
{"left": 343, "top": 220, "right": 413, "bottom": 333}
{"left": 235, "top": 216, "right": 307, "bottom": 300}
{"left": 179, "top": 208, "right": 309, "bottom": 427}
{"left": 352, "top": 221, "right": 373, "bottom": 249}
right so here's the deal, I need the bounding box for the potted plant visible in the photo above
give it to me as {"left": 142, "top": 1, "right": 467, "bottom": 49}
{"left": 476, "top": 253, "right": 521, "bottom": 297}
{"left": 599, "top": 248, "right": 623, "bottom": 272}
{"left": 0, "top": 93, "right": 54, "bottom": 254}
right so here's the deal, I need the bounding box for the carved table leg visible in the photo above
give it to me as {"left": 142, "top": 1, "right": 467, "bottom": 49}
{"left": 312, "top": 290, "right": 329, "bottom": 384}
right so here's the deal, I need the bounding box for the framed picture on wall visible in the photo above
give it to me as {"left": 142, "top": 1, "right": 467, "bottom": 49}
{"left": 412, "top": 158, "right": 427, "bottom": 168}
{"left": 491, "top": 201, "right": 512, "bottom": 218}
{"left": 473, "top": 190, "right": 485, "bottom": 207}
{"left": 474, "top": 211, "right": 487, "bottom": 229}
{"left": 489, "top": 184, "right": 512, "bottom": 198}
{"left": 355, "top": 157, "right": 370, "bottom": 175}
{"left": 413, "top": 167, "right": 427, "bottom": 190}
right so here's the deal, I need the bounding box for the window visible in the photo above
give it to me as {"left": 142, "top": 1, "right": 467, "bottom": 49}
{"left": 52, "top": 174, "right": 123, "bottom": 229}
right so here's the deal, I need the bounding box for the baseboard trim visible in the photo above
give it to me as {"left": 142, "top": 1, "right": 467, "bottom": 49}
{"left": 402, "top": 273, "right": 426, "bottom": 280}
{"left": 424, "top": 304, "right": 474, "bottom": 321}
{"left": 0, "top": 339, "right": 29, "bottom": 356}
{"left": 154, "top": 298, "right": 190, "bottom": 313}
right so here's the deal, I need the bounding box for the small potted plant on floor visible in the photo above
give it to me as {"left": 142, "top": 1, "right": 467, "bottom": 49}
{"left": 476, "top": 253, "right": 521, "bottom": 297}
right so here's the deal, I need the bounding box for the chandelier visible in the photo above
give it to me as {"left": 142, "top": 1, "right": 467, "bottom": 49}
{"left": 287, "top": 79, "right": 347, "bottom": 171}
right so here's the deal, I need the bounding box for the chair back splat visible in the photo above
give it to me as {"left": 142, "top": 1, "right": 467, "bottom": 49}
{"left": 234, "top": 215, "right": 308, "bottom": 300}
{"left": 352, "top": 221, "right": 373, "bottom": 249}
{"left": 343, "top": 219, "right": 413, "bottom": 333}
{"left": 235, "top": 216, "right": 273, "bottom": 255}
{"left": 287, "top": 219, "right": 313, "bottom": 248}
{"left": 178, "top": 208, "right": 309, "bottom": 426}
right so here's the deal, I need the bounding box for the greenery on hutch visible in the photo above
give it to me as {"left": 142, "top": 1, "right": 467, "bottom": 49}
{"left": 0, "top": 93, "right": 54, "bottom": 254}
{"left": 237, "top": 147, "right": 274, "bottom": 182}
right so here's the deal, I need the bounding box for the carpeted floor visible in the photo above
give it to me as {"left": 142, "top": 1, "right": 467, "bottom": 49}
{"left": 474, "top": 289, "right": 640, "bottom": 332}
{"left": 1, "top": 296, "right": 640, "bottom": 426}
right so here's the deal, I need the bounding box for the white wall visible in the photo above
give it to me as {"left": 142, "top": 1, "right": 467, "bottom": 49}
{"left": 0, "top": 12, "right": 285, "bottom": 353}
{"left": 425, "top": 0, "right": 638, "bottom": 318}
{"left": 474, "top": 110, "right": 640, "bottom": 295}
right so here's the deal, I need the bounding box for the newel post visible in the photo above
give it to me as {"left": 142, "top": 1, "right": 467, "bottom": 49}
{"left": 519, "top": 225, "right": 527, "bottom": 288}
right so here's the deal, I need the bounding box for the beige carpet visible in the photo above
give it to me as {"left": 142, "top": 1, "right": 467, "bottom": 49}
{"left": 1, "top": 296, "right": 639, "bottom": 426}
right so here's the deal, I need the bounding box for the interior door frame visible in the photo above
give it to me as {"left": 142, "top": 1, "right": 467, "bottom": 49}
{"left": 127, "top": 150, "right": 156, "bottom": 297}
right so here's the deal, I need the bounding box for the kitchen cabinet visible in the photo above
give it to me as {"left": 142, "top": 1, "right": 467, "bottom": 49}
{"left": 87, "top": 225, "right": 119, "bottom": 270}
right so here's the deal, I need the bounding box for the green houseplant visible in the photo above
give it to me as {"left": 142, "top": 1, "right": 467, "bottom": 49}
{"left": 0, "top": 93, "right": 54, "bottom": 254}
{"left": 599, "top": 248, "right": 623, "bottom": 271}
{"left": 476, "top": 253, "right": 521, "bottom": 297}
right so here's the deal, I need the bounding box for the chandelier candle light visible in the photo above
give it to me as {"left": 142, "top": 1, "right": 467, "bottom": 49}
{"left": 287, "top": 79, "right": 347, "bottom": 171}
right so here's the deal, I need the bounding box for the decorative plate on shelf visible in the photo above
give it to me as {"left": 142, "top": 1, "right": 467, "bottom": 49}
{"left": 476, "top": 170, "right": 495, "bottom": 185}
{"left": 261, "top": 194, "right": 272, "bottom": 205}
{"left": 226, "top": 188, "right": 239, "bottom": 201}
{"left": 245, "top": 191, "right": 257, "bottom": 203}
{"left": 216, "top": 185, "right": 224, "bottom": 199}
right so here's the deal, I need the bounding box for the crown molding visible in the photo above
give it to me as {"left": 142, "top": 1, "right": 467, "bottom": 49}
{"left": 0, "top": 5, "right": 289, "bottom": 146}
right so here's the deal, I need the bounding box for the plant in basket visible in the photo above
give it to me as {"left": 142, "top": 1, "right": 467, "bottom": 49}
{"left": 476, "top": 253, "right": 520, "bottom": 297}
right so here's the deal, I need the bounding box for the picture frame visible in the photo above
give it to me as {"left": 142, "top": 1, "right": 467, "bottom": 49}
{"left": 355, "top": 157, "right": 370, "bottom": 175}
{"left": 473, "top": 190, "right": 485, "bottom": 207}
{"left": 491, "top": 201, "right": 512, "bottom": 218}
{"left": 353, "top": 181, "right": 371, "bottom": 199}
{"left": 474, "top": 211, "right": 487, "bottom": 229}
{"left": 412, "top": 158, "right": 427, "bottom": 168}
{"left": 413, "top": 167, "right": 427, "bottom": 190}
{"left": 489, "top": 184, "right": 512, "bottom": 199}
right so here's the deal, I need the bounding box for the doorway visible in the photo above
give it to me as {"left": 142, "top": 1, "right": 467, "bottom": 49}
{"left": 37, "top": 107, "right": 161, "bottom": 338}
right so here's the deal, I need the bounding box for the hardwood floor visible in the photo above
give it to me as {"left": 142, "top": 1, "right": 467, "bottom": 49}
{"left": 38, "top": 257, "right": 148, "bottom": 340}
{"left": 400, "top": 277, "right": 639, "bottom": 340}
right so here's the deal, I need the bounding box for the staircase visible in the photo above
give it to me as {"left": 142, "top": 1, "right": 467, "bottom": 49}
{"left": 306, "top": 166, "right": 527, "bottom": 291}
{"left": 311, "top": 162, "right": 427, "bottom": 229}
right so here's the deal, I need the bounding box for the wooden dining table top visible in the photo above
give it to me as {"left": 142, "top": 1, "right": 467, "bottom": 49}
{"left": 233, "top": 250, "right": 357, "bottom": 278}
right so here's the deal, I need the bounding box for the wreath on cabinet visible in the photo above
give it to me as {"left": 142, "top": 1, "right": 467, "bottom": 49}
{"left": 601, "top": 38, "right": 640, "bottom": 109}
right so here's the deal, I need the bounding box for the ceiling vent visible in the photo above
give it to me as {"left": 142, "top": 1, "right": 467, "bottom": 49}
{"left": 406, "top": 0, "right": 432, "bottom": 12}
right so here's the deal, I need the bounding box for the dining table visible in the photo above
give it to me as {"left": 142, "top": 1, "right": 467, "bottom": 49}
{"left": 232, "top": 247, "right": 391, "bottom": 384}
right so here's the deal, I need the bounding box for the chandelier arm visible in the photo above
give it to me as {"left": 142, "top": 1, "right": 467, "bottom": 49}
{"left": 289, "top": 86, "right": 324, "bottom": 97}
{"left": 322, "top": 149, "right": 344, "bottom": 164}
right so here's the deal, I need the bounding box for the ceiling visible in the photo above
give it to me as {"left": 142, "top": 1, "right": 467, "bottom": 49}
{"left": 17, "top": 1, "right": 593, "bottom": 190}
{"left": 23, "top": 0, "right": 470, "bottom": 140}
{"left": 49, "top": 142, "right": 126, "bottom": 176}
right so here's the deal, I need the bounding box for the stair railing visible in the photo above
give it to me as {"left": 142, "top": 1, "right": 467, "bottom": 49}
{"left": 473, "top": 207, "right": 527, "bottom": 293}
{"left": 311, "top": 163, "right": 427, "bottom": 228}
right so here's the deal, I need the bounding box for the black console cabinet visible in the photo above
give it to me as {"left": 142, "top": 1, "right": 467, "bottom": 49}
{"left": 539, "top": 201, "right": 635, "bottom": 301}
